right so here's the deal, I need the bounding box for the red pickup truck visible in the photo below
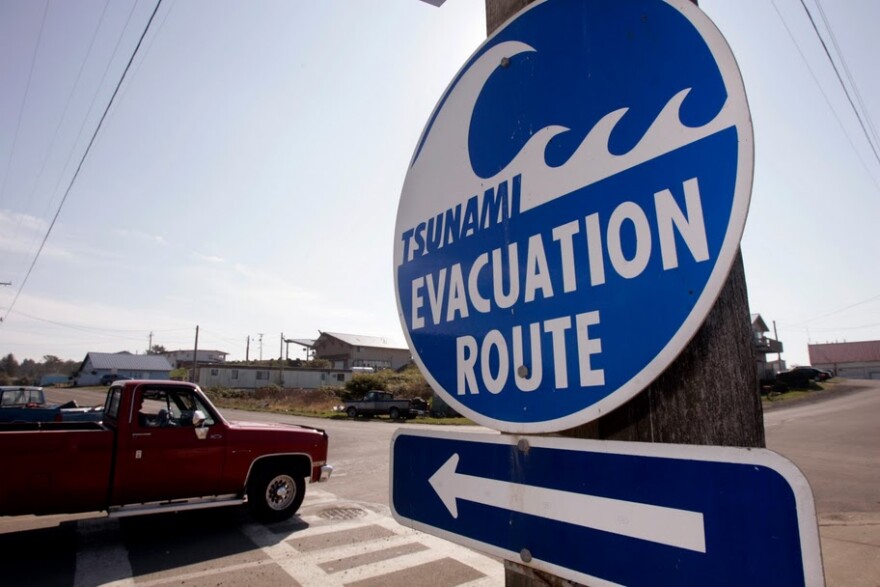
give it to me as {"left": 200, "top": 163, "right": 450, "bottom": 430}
{"left": 0, "top": 380, "right": 331, "bottom": 522}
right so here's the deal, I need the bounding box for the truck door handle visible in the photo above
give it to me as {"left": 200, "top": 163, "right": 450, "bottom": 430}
{"left": 210, "top": 434, "right": 223, "bottom": 440}
{"left": 132, "top": 433, "right": 152, "bottom": 437}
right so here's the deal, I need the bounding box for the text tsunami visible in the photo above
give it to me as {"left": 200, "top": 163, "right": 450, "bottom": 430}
{"left": 408, "top": 177, "right": 711, "bottom": 396}
{"left": 400, "top": 175, "right": 521, "bottom": 263}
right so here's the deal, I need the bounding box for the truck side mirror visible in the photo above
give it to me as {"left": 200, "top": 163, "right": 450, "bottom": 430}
{"left": 193, "top": 410, "right": 208, "bottom": 440}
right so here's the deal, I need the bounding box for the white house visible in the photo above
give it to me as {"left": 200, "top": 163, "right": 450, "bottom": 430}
{"left": 198, "top": 364, "right": 352, "bottom": 389}
{"left": 163, "top": 349, "right": 228, "bottom": 368}
{"left": 312, "top": 332, "right": 411, "bottom": 371}
{"left": 751, "top": 314, "right": 784, "bottom": 380}
{"left": 809, "top": 341, "right": 880, "bottom": 379}
{"left": 73, "top": 352, "right": 173, "bottom": 386}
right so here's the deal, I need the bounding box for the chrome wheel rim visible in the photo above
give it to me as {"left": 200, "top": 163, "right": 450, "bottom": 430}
{"left": 266, "top": 474, "right": 296, "bottom": 511}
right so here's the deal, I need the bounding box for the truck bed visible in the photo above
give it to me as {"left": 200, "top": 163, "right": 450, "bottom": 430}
{"left": 0, "top": 423, "right": 114, "bottom": 516}
{"left": 0, "top": 421, "right": 106, "bottom": 432}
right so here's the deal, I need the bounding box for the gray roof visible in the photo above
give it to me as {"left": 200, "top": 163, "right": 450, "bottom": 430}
{"left": 287, "top": 339, "right": 316, "bottom": 348}
{"left": 750, "top": 313, "right": 769, "bottom": 333}
{"left": 321, "top": 332, "right": 408, "bottom": 351}
{"left": 164, "top": 349, "right": 228, "bottom": 355}
{"left": 809, "top": 340, "right": 880, "bottom": 364}
{"left": 86, "top": 352, "right": 173, "bottom": 371}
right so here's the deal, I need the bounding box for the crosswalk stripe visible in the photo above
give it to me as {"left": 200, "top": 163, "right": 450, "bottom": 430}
{"left": 69, "top": 488, "right": 503, "bottom": 586}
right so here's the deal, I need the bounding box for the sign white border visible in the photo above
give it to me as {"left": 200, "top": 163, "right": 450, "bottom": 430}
{"left": 394, "top": 0, "right": 754, "bottom": 433}
{"left": 391, "top": 430, "right": 824, "bottom": 587}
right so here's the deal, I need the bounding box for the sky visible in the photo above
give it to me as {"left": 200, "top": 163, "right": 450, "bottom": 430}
{"left": 0, "top": 0, "right": 878, "bottom": 368}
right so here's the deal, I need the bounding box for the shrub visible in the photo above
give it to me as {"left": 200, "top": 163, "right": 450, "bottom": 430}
{"left": 341, "top": 364, "right": 433, "bottom": 401}
{"left": 170, "top": 368, "right": 188, "bottom": 381}
{"left": 344, "top": 372, "right": 389, "bottom": 398}
{"left": 286, "top": 358, "right": 333, "bottom": 369}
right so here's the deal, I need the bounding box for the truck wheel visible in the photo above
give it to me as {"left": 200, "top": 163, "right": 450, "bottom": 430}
{"left": 347, "top": 407, "right": 358, "bottom": 418}
{"left": 389, "top": 407, "right": 400, "bottom": 420}
{"left": 248, "top": 469, "right": 306, "bottom": 522}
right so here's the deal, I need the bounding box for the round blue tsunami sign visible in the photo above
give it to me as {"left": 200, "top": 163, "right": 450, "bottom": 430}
{"left": 394, "top": 0, "right": 753, "bottom": 433}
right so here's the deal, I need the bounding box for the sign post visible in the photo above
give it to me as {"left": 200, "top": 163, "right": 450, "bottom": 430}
{"left": 390, "top": 0, "right": 818, "bottom": 584}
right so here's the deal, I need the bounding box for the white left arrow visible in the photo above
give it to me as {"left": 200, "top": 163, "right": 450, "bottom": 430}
{"left": 429, "top": 453, "right": 707, "bottom": 553}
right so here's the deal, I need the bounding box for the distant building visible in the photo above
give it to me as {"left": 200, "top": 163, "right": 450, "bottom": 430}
{"left": 73, "top": 352, "right": 173, "bottom": 386}
{"left": 809, "top": 341, "right": 880, "bottom": 380}
{"left": 162, "top": 349, "right": 228, "bottom": 368}
{"left": 312, "top": 332, "right": 411, "bottom": 371}
{"left": 198, "top": 364, "right": 352, "bottom": 390}
{"left": 285, "top": 339, "right": 316, "bottom": 360}
{"left": 39, "top": 373, "right": 69, "bottom": 386}
{"left": 751, "top": 314, "right": 784, "bottom": 380}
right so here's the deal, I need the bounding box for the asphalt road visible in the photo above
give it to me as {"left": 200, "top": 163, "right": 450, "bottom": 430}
{"left": 763, "top": 380, "right": 880, "bottom": 587}
{"left": 44, "top": 381, "right": 879, "bottom": 515}
{"left": 7, "top": 380, "right": 876, "bottom": 586}
{"left": 219, "top": 409, "right": 496, "bottom": 508}
{"left": 764, "top": 379, "right": 880, "bottom": 514}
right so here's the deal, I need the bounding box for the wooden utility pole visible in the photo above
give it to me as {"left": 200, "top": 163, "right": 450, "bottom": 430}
{"left": 481, "top": 2, "right": 765, "bottom": 585}
{"left": 191, "top": 325, "right": 199, "bottom": 384}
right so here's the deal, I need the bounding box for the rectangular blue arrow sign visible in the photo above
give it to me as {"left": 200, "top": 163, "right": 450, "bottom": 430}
{"left": 391, "top": 430, "right": 823, "bottom": 586}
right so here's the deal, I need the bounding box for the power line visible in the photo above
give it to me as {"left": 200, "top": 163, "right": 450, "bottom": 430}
{"left": 0, "top": 0, "right": 50, "bottom": 205}
{"left": 812, "top": 1, "right": 880, "bottom": 158}
{"left": 798, "top": 0, "right": 880, "bottom": 169}
{"left": 1, "top": 0, "right": 165, "bottom": 325}
{"left": 1, "top": 307, "right": 190, "bottom": 335}
{"left": 769, "top": 0, "right": 880, "bottom": 193}
{"left": 9, "top": 0, "right": 116, "bottom": 283}
{"left": 13, "top": 0, "right": 140, "bottom": 283}
{"left": 790, "top": 292, "right": 880, "bottom": 327}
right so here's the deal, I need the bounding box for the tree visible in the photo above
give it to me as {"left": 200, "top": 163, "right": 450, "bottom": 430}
{"left": 147, "top": 344, "right": 167, "bottom": 355}
{"left": 0, "top": 353, "right": 18, "bottom": 377}
{"left": 42, "top": 355, "right": 63, "bottom": 371}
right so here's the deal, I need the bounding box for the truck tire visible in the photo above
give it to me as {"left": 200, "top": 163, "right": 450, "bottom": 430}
{"left": 347, "top": 407, "right": 358, "bottom": 418}
{"left": 389, "top": 407, "right": 400, "bottom": 420}
{"left": 248, "top": 468, "right": 306, "bottom": 522}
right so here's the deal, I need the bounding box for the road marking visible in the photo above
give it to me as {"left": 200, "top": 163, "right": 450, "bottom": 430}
{"left": 67, "top": 487, "right": 502, "bottom": 586}
{"left": 240, "top": 497, "right": 502, "bottom": 586}
{"left": 429, "top": 453, "right": 707, "bottom": 553}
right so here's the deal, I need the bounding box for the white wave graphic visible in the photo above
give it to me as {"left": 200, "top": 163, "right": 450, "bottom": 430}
{"left": 401, "top": 40, "right": 737, "bottom": 224}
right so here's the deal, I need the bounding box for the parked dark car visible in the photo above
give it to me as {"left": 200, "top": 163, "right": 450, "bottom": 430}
{"left": 790, "top": 366, "right": 831, "bottom": 381}
{"left": 99, "top": 374, "right": 132, "bottom": 386}
{"left": 775, "top": 366, "right": 829, "bottom": 390}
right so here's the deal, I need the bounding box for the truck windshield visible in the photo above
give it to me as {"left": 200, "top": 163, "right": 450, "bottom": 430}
{"left": 0, "top": 388, "right": 43, "bottom": 407}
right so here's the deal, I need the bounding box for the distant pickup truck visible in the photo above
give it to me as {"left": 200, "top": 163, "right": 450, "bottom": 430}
{"left": 0, "top": 386, "right": 103, "bottom": 423}
{"left": 0, "top": 380, "right": 331, "bottom": 522}
{"left": 343, "top": 390, "right": 418, "bottom": 420}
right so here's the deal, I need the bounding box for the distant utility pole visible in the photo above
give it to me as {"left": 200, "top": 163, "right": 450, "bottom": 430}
{"left": 279, "top": 334, "right": 286, "bottom": 387}
{"left": 774, "top": 320, "right": 782, "bottom": 365}
{"left": 148, "top": 331, "right": 153, "bottom": 352}
{"left": 257, "top": 333, "right": 264, "bottom": 361}
{"left": 191, "top": 325, "right": 199, "bottom": 383}
{"left": 246, "top": 336, "right": 250, "bottom": 362}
